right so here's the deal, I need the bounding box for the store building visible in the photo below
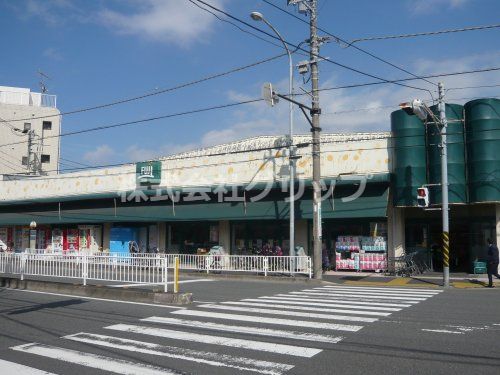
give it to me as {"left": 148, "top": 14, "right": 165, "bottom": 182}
{"left": 0, "top": 86, "right": 61, "bottom": 176}
{"left": 0, "top": 97, "right": 498, "bottom": 273}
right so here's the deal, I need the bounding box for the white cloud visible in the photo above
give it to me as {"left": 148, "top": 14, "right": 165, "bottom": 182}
{"left": 83, "top": 144, "right": 116, "bottom": 165}
{"left": 98, "top": 0, "right": 226, "bottom": 46}
{"left": 409, "top": 0, "right": 470, "bottom": 14}
{"left": 43, "top": 47, "right": 63, "bottom": 61}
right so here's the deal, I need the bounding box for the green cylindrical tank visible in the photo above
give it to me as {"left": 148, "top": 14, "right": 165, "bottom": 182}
{"left": 391, "top": 109, "right": 427, "bottom": 206}
{"left": 427, "top": 103, "right": 466, "bottom": 204}
{"left": 465, "top": 98, "right": 500, "bottom": 202}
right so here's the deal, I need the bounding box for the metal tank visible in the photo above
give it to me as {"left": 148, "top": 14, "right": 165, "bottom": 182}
{"left": 427, "top": 103, "right": 466, "bottom": 204}
{"left": 391, "top": 109, "right": 427, "bottom": 206}
{"left": 465, "top": 98, "right": 500, "bottom": 202}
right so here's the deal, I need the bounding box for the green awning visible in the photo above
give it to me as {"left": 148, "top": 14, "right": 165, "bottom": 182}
{"left": 0, "top": 185, "right": 388, "bottom": 225}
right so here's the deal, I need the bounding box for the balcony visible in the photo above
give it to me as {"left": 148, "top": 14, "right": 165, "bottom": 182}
{"left": 0, "top": 88, "right": 57, "bottom": 108}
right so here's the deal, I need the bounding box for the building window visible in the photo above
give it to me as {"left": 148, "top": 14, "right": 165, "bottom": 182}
{"left": 41, "top": 154, "right": 50, "bottom": 163}
{"left": 23, "top": 123, "right": 31, "bottom": 132}
{"left": 42, "top": 121, "right": 52, "bottom": 130}
{"left": 22, "top": 156, "right": 28, "bottom": 165}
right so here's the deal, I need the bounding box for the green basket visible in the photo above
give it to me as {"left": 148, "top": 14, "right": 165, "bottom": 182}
{"left": 473, "top": 261, "right": 487, "bottom": 274}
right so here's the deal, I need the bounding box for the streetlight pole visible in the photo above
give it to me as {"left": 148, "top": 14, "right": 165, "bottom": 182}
{"left": 438, "top": 82, "right": 450, "bottom": 288}
{"left": 250, "top": 12, "right": 296, "bottom": 256}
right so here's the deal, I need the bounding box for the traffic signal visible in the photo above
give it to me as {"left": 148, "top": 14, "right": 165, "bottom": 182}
{"left": 417, "top": 187, "right": 429, "bottom": 208}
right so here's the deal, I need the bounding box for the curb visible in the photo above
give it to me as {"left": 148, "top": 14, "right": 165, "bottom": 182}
{"left": 0, "top": 277, "right": 193, "bottom": 305}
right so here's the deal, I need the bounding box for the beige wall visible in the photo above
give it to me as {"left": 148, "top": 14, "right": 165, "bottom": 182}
{"left": 0, "top": 133, "right": 390, "bottom": 203}
{"left": 0, "top": 101, "right": 60, "bottom": 176}
{"left": 218, "top": 220, "right": 231, "bottom": 253}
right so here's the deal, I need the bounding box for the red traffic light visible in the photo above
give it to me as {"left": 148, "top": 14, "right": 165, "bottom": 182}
{"left": 417, "top": 188, "right": 427, "bottom": 197}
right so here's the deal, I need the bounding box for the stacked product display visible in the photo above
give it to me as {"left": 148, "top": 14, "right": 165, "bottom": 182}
{"left": 335, "top": 236, "right": 388, "bottom": 272}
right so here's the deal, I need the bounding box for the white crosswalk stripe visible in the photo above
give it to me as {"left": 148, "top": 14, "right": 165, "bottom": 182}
{"left": 320, "top": 285, "right": 442, "bottom": 293}
{"left": 65, "top": 332, "right": 293, "bottom": 375}
{"left": 288, "top": 291, "right": 425, "bottom": 302}
{"left": 105, "top": 323, "right": 322, "bottom": 358}
{"left": 0, "top": 359, "right": 58, "bottom": 375}
{"left": 197, "top": 303, "right": 379, "bottom": 322}
{"left": 141, "top": 316, "right": 344, "bottom": 343}
{"left": 7, "top": 284, "right": 443, "bottom": 375}
{"left": 247, "top": 297, "right": 403, "bottom": 311}
{"left": 171, "top": 308, "right": 364, "bottom": 331}
{"left": 219, "top": 301, "right": 392, "bottom": 316}
{"left": 270, "top": 294, "right": 413, "bottom": 307}
{"left": 311, "top": 288, "right": 436, "bottom": 298}
{"left": 11, "top": 343, "right": 184, "bottom": 375}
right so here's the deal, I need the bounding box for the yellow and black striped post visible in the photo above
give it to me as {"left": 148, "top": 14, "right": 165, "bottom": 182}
{"left": 442, "top": 231, "right": 450, "bottom": 269}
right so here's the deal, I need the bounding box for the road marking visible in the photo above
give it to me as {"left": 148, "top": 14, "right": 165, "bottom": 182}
{"left": 272, "top": 294, "right": 412, "bottom": 308}
{"left": 421, "top": 329, "right": 464, "bottom": 334}
{"left": 198, "top": 304, "right": 378, "bottom": 323}
{"left": 65, "top": 332, "right": 292, "bottom": 375}
{"left": 108, "top": 279, "right": 213, "bottom": 288}
{"left": 171, "top": 309, "right": 363, "bottom": 332}
{"left": 11, "top": 343, "right": 183, "bottom": 375}
{"left": 141, "top": 316, "right": 344, "bottom": 344}
{"left": 303, "top": 289, "right": 432, "bottom": 299}
{"left": 106, "top": 323, "right": 321, "bottom": 358}
{"left": 319, "top": 286, "right": 441, "bottom": 295}
{"left": 250, "top": 297, "right": 402, "bottom": 311}
{"left": 314, "top": 288, "right": 437, "bottom": 298}
{"left": 289, "top": 291, "right": 425, "bottom": 302}
{"left": 0, "top": 359, "right": 58, "bottom": 374}
{"left": 222, "top": 301, "right": 391, "bottom": 316}
{"left": 2, "top": 288, "right": 185, "bottom": 309}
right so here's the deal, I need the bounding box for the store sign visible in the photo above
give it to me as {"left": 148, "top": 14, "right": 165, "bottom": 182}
{"left": 136, "top": 161, "right": 161, "bottom": 185}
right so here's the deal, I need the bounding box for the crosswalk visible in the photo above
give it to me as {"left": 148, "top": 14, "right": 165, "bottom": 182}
{"left": 7, "top": 284, "right": 442, "bottom": 374}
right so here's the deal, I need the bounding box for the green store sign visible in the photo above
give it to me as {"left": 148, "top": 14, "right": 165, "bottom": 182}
{"left": 136, "top": 161, "right": 162, "bottom": 185}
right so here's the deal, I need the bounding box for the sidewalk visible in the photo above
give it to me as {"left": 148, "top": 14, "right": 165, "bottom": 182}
{"left": 322, "top": 270, "right": 498, "bottom": 289}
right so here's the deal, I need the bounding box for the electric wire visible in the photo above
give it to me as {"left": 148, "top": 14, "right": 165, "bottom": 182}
{"left": 2, "top": 53, "right": 285, "bottom": 124}
{"left": 193, "top": 0, "right": 435, "bottom": 98}
{"left": 0, "top": 99, "right": 262, "bottom": 149}
{"left": 347, "top": 24, "right": 500, "bottom": 45}
{"left": 261, "top": 0, "right": 438, "bottom": 87}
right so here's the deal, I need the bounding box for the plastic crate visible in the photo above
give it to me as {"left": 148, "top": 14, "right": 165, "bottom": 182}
{"left": 473, "top": 261, "right": 487, "bottom": 274}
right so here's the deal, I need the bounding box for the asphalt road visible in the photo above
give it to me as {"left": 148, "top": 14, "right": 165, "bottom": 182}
{"left": 1, "top": 279, "right": 499, "bottom": 375}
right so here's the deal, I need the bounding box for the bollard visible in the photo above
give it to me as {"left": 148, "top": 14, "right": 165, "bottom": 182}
{"left": 174, "top": 256, "right": 179, "bottom": 294}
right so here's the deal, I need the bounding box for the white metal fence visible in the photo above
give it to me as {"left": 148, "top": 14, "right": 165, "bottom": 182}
{"left": 0, "top": 252, "right": 312, "bottom": 287}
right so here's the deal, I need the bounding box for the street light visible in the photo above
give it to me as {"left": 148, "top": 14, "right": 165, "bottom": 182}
{"left": 400, "top": 82, "right": 450, "bottom": 287}
{"left": 251, "top": 11, "right": 296, "bottom": 256}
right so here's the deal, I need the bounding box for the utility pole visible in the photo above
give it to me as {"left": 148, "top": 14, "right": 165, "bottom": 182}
{"left": 438, "top": 82, "right": 450, "bottom": 288}
{"left": 309, "top": 0, "right": 323, "bottom": 279}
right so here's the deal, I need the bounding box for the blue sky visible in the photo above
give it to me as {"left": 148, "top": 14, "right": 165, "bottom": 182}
{"left": 1, "top": 0, "right": 499, "bottom": 167}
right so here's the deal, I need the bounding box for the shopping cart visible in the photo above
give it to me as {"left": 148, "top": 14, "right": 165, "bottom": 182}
{"left": 388, "top": 251, "right": 429, "bottom": 277}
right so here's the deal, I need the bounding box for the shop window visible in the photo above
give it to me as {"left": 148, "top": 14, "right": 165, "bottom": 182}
{"left": 41, "top": 154, "right": 50, "bottom": 163}
{"left": 42, "top": 121, "right": 52, "bottom": 130}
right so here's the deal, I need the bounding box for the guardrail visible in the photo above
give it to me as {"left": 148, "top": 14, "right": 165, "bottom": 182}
{"left": 0, "top": 253, "right": 168, "bottom": 291}
{"left": 0, "top": 252, "right": 313, "bottom": 285}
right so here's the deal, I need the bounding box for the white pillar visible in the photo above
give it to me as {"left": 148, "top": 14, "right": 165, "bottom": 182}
{"left": 102, "top": 223, "right": 112, "bottom": 252}
{"left": 387, "top": 205, "right": 405, "bottom": 259}
{"left": 219, "top": 220, "right": 231, "bottom": 254}
{"left": 295, "top": 219, "right": 309, "bottom": 255}
{"left": 158, "top": 222, "right": 167, "bottom": 252}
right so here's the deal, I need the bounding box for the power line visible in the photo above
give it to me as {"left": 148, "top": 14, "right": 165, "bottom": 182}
{"left": 446, "top": 83, "right": 500, "bottom": 92}
{"left": 315, "top": 66, "right": 500, "bottom": 94}
{"left": 347, "top": 23, "right": 500, "bottom": 45}
{"left": 261, "top": 0, "right": 438, "bottom": 87}
{"left": 193, "top": 0, "right": 434, "bottom": 98}
{"left": 59, "top": 157, "right": 93, "bottom": 168}
{"left": 3, "top": 53, "right": 285, "bottom": 124}
{"left": 0, "top": 99, "right": 262, "bottom": 149}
